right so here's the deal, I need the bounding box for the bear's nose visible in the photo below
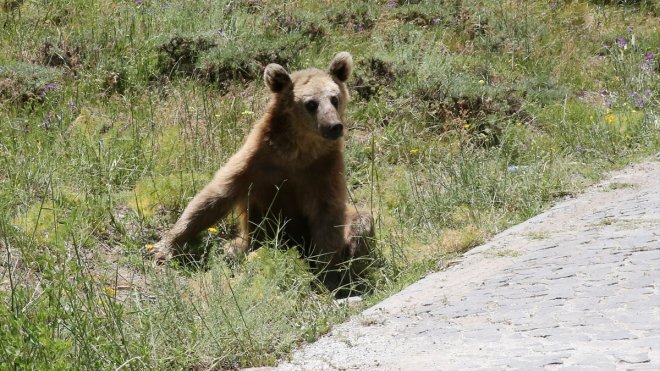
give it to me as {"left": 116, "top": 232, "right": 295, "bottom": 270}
{"left": 323, "top": 123, "right": 343, "bottom": 140}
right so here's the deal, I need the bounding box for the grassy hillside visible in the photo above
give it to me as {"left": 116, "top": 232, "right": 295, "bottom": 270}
{"left": 1, "top": 0, "right": 658, "bottom": 368}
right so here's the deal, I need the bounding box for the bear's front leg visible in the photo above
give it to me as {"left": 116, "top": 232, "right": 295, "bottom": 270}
{"left": 148, "top": 181, "right": 237, "bottom": 263}
{"left": 306, "top": 204, "right": 366, "bottom": 289}
{"left": 307, "top": 209, "right": 347, "bottom": 266}
{"left": 309, "top": 207, "right": 375, "bottom": 264}
{"left": 344, "top": 208, "right": 375, "bottom": 260}
{"left": 148, "top": 156, "right": 249, "bottom": 263}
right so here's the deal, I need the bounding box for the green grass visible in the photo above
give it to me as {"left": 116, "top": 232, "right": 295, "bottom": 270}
{"left": 1, "top": 0, "right": 658, "bottom": 368}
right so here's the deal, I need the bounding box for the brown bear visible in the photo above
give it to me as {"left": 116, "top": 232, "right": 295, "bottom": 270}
{"left": 150, "top": 52, "right": 374, "bottom": 285}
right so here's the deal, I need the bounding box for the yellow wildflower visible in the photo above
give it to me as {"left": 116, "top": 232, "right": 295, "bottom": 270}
{"left": 478, "top": 79, "right": 485, "bottom": 85}
{"left": 409, "top": 148, "right": 419, "bottom": 156}
{"left": 103, "top": 287, "right": 116, "bottom": 297}
{"left": 145, "top": 244, "right": 155, "bottom": 250}
{"left": 208, "top": 227, "right": 219, "bottom": 234}
{"left": 605, "top": 113, "right": 616, "bottom": 124}
{"left": 241, "top": 110, "right": 254, "bottom": 116}
{"left": 463, "top": 124, "right": 470, "bottom": 129}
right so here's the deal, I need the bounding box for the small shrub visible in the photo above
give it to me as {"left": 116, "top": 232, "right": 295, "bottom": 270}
{"left": 327, "top": 5, "right": 377, "bottom": 32}
{"left": 197, "top": 32, "right": 306, "bottom": 88}
{"left": 157, "top": 33, "right": 218, "bottom": 77}
{"left": 1, "top": 0, "right": 24, "bottom": 13}
{"left": 415, "top": 78, "right": 527, "bottom": 147}
{"left": 265, "top": 12, "right": 326, "bottom": 41}
{"left": 390, "top": 5, "right": 446, "bottom": 27}
{"left": 40, "top": 40, "right": 82, "bottom": 71}
{"left": 0, "top": 63, "right": 61, "bottom": 106}
{"left": 354, "top": 57, "right": 397, "bottom": 100}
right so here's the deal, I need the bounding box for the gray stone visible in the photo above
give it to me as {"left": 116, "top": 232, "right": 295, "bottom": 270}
{"left": 613, "top": 352, "right": 651, "bottom": 364}
{"left": 592, "top": 330, "right": 638, "bottom": 341}
{"left": 566, "top": 353, "right": 616, "bottom": 369}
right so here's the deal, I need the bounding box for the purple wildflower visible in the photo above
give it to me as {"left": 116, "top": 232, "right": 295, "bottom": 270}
{"left": 642, "top": 51, "right": 656, "bottom": 71}
{"left": 549, "top": 2, "right": 557, "bottom": 9}
{"left": 616, "top": 36, "right": 627, "bottom": 49}
{"left": 629, "top": 90, "right": 653, "bottom": 109}
{"left": 387, "top": 1, "right": 397, "bottom": 8}
{"left": 44, "top": 82, "right": 58, "bottom": 90}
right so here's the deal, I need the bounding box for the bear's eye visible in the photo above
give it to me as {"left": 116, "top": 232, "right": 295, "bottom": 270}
{"left": 330, "top": 96, "right": 339, "bottom": 108}
{"left": 305, "top": 100, "right": 319, "bottom": 112}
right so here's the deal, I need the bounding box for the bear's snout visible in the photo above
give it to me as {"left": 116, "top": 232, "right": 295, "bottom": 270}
{"left": 322, "top": 123, "right": 344, "bottom": 140}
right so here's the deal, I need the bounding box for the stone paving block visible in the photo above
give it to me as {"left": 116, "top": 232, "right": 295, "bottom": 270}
{"left": 592, "top": 329, "right": 638, "bottom": 341}
{"left": 525, "top": 327, "right": 576, "bottom": 339}
{"left": 564, "top": 353, "right": 616, "bottom": 370}
{"left": 613, "top": 352, "right": 651, "bottom": 364}
{"left": 505, "top": 358, "right": 547, "bottom": 369}
{"left": 461, "top": 328, "right": 503, "bottom": 342}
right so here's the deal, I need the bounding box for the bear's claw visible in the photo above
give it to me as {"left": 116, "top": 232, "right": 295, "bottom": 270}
{"left": 144, "top": 241, "right": 173, "bottom": 264}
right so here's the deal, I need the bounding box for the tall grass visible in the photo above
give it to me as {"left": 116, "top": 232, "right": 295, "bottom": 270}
{"left": 1, "top": 0, "right": 658, "bottom": 368}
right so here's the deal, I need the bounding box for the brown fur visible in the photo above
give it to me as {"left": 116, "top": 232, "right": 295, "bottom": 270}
{"left": 151, "top": 52, "right": 373, "bottom": 280}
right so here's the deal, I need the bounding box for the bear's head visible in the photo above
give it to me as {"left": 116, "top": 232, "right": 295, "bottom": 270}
{"left": 264, "top": 52, "right": 353, "bottom": 141}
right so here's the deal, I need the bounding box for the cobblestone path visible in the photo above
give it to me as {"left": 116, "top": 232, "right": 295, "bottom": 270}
{"left": 275, "top": 159, "right": 660, "bottom": 370}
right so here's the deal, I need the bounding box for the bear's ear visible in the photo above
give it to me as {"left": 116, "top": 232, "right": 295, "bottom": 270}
{"left": 328, "top": 52, "right": 353, "bottom": 82}
{"left": 264, "top": 64, "right": 292, "bottom": 93}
